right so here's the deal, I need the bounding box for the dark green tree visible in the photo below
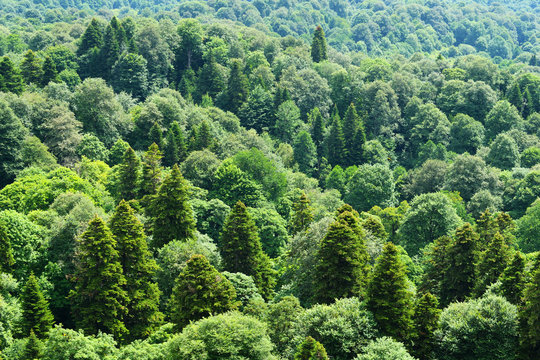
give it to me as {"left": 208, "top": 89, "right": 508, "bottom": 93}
{"left": 170, "top": 121, "right": 188, "bottom": 162}
{"left": 111, "top": 53, "right": 149, "bottom": 101}
{"left": 210, "top": 163, "right": 264, "bottom": 207}
{"left": 220, "top": 201, "right": 275, "bottom": 299}
{"left": 163, "top": 128, "right": 179, "bottom": 167}
{"left": 0, "top": 99, "right": 27, "bottom": 187}
{"left": 77, "top": 18, "right": 103, "bottom": 56}
{"left": 41, "top": 56, "right": 58, "bottom": 86}
{"left": 411, "top": 293, "right": 440, "bottom": 360}
{"left": 148, "top": 123, "right": 164, "bottom": 151}
{"left": 0, "top": 56, "right": 24, "bottom": 94}
{"left": 310, "top": 108, "right": 325, "bottom": 158}
{"left": 196, "top": 55, "right": 225, "bottom": 100}
{"left": 419, "top": 235, "right": 452, "bottom": 299}
{"left": 109, "top": 200, "right": 163, "bottom": 340}
{"left": 293, "top": 131, "right": 317, "bottom": 175}
{"left": 20, "top": 273, "right": 54, "bottom": 338}
{"left": 311, "top": 26, "right": 328, "bottom": 63}
{"left": 289, "top": 192, "right": 314, "bottom": 236}
{"left": 367, "top": 242, "right": 413, "bottom": 343}
{"left": 178, "top": 66, "right": 197, "bottom": 99}
{"left": 20, "top": 50, "right": 42, "bottom": 85}
{"left": 294, "top": 336, "right": 329, "bottom": 360}
{"left": 118, "top": 147, "right": 141, "bottom": 201}
{"left": 500, "top": 251, "right": 526, "bottom": 305}
{"left": 193, "top": 120, "right": 215, "bottom": 151}
{"left": 0, "top": 224, "right": 14, "bottom": 273}
{"left": 169, "top": 254, "right": 237, "bottom": 330}
{"left": 100, "top": 24, "right": 121, "bottom": 79}
{"left": 70, "top": 216, "right": 128, "bottom": 340}
{"left": 474, "top": 232, "right": 510, "bottom": 296}
{"left": 140, "top": 143, "right": 163, "bottom": 200}
{"left": 519, "top": 258, "right": 540, "bottom": 360}
{"left": 223, "top": 59, "right": 249, "bottom": 114}
{"left": 326, "top": 112, "right": 346, "bottom": 167}
{"left": 150, "top": 164, "right": 196, "bottom": 249}
{"left": 23, "top": 331, "right": 43, "bottom": 360}
{"left": 174, "top": 19, "right": 204, "bottom": 79}
{"left": 342, "top": 103, "right": 364, "bottom": 166}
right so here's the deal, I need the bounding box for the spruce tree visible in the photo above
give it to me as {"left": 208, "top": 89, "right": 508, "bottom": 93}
{"left": 474, "top": 231, "right": 510, "bottom": 296}
{"left": 20, "top": 50, "right": 42, "bottom": 85}
{"left": 0, "top": 224, "right": 14, "bottom": 273}
{"left": 506, "top": 82, "right": 523, "bottom": 114}
{"left": 150, "top": 164, "right": 196, "bottom": 249}
{"left": 223, "top": 59, "right": 249, "bottom": 114}
{"left": 326, "top": 112, "right": 346, "bottom": 167}
{"left": 23, "top": 331, "right": 43, "bottom": 360}
{"left": 419, "top": 235, "right": 452, "bottom": 299}
{"left": 196, "top": 55, "right": 225, "bottom": 100}
{"left": 178, "top": 66, "right": 197, "bottom": 98}
{"left": 310, "top": 108, "right": 325, "bottom": 158}
{"left": 342, "top": 103, "right": 359, "bottom": 165}
{"left": 118, "top": 146, "right": 141, "bottom": 201}
{"left": 519, "top": 258, "right": 540, "bottom": 360}
{"left": 0, "top": 99, "right": 27, "bottom": 187}
{"left": 109, "top": 200, "right": 163, "bottom": 340}
{"left": 500, "top": 251, "right": 526, "bottom": 304}
{"left": 294, "top": 336, "right": 329, "bottom": 360}
{"left": 170, "top": 121, "right": 187, "bottom": 162}
{"left": 169, "top": 254, "right": 237, "bottom": 330}
{"left": 367, "top": 242, "right": 413, "bottom": 343}
{"left": 220, "top": 201, "right": 276, "bottom": 299}
{"left": 311, "top": 26, "right": 328, "bottom": 63}
{"left": 70, "top": 216, "right": 128, "bottom": 340}
{"left": 148, "top": 123, "right": 164, "bottom": 150}
{"left": 289, "top": 192, "right": 314, "bottom": 236}
{"left": 293, "top": 131, "right": 317, "bottom": 175}
{"left": 440, "top": 223, "right": 478, "bottom": 306}
{"left": 41, "top": 56, "right": 58, "bottom": 86}
{"left": 194, "top": 120, "right": 215, "bottom": 150}
{"left": 0, "top": 56, "right": 24, "bottom": 95}
{"left": 20, "top": 273, "right": 54, "bottom": 338}
{"left": 77, "top": 18, "right": 103, "bottom": 56}
{"left": 411, "top": 293, "right": 440, "bottom": 360}
{"left": 140, "top": 143, "right": 163, "bottom": 200}
{"left": 100, "top": 24, "right": 120, "bottom": 79}
{"left": 163, "top": 128, "right": 179, "bottom": 167}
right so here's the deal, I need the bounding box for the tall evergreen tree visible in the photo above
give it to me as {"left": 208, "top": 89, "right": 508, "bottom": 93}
{"left": 0, "top": 99, "right": 27, "bottom": 187}
{"left": 293, "top": 131, "right": 317, "bottom": 175}
{"left": 170, "top": 121, "right": 188, "bottom": 162}
{"left": 118, "top": 147, "right": 141, "bottom": 201}
{"left": 310, "top": 108, "right": 325, "bottom": 158}
{"left": 23, "top": 331, "right": 43, "bottom": 360}
{"left": 519, "top": 258, "right": 540, "bottom": 360}
{"left": 223, "top": 59, "right": 249, "bottom": 114}
{"left": 342, "top": 103, "right": 359, "bottom": 163}
{"left": 0, "top": 224, "right": 14, "bottom": 273}
{"left": 100, "top": 24, "right": 120, "bottom": 79}
{"left": 20, "top": 50, "right": 42, "bottom": 85}
{"left": 77, "top": 18, "right": 103, "bottom": 56}
{"left": 109, "top": 200, "right": 163, "bottom": 340}
{"left": 367, "top": 242, "right": 413, "bottom": 343}
{"left": 294, "top": 336, "right": 329, "bottom": 360}
{"left": 70, "top": 216, "right": 128, "bottom": 340}
{"left": 220, "top": 201, "right": 275, "bottom": 299}
{"left": 193, "top": 120, "right": 215, "bottom": 151}
{"left": 20, "top": 273, "right": 54, "bottom": 338}
{"left": 41, "top": 56, "right": 58, "bottom": 86}
{"left": 196, "top": 55, "right": 225, "bottom": 100}
{"left": 500, "top": 251, "right": 526, "bottom": 305}
{"left": 411, "top": 293, "right": 440, "bottom": 360}
{"left": 150, "top": 164, "right": 196, "bottom": 249}
{"left": 419, "top": 235, "right": 452, "bottom": 299}
{"left": 289, "top": 192, "right": 314, "bottom": 236}
{"left": 311, "top": 26, "right": 328, "bottom": 63}
{"left": 326, "top": 112, "right": 346, "bottom": 167}
{"left": 169, "top": 254, "right": 237, "bottom": 330}
{"left": 140, "top": 143, "right": 163, "bottom": 200}
{"left": 163, "top": 128, "right": 179, "bottom": 167}
{"left": 474, "top": 231, "right": 510, "bottom": 296}
{"left": 148, "top": 123, "right": 164, "bottom": 150}
{"left": 0, "top": 56, "right": 24, "bottom": 94}
{"left": 178, "top": 66, "right": 197, "bottom": 99}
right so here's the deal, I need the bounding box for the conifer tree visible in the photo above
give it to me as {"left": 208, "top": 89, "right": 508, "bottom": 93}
{"left": 170, "top": 254, "right": 237, "bottom": 330}
{"left": 150, "top": 164, "right": 195, "bottom": 249}
{"left": 20, "top": 50, "right": 42, "bottom": 85}
{"left": 289, "top": 192, "right": 314, "bottom": 236}
{"left": 0, "top": 99, "right": 27, "bottom": 187}
{"left": 519, "top": 258, "right": 540, "bottom": 360}
{"left": 170, "top": 121, "right": 188, "bottom": 162}
{"left": 77, "top": 18, "right": 103, "bottom": 56}
{"left": 0, "top": 56, "right": 24, "bottom": 95}
{"left": 367, "top": 242, "right": 413, "bottom": 343}
{"left": 41, "top": 56, "right": 58, "bottom": 86}
{"left": 194, "top": 120, "right": 215, "bottom": 150}
{"left": 196, "top": 55, "right": 225, "bottom": 100}
{"left": 419, "top": 235, "right": 452, "bottom": 299}
{"left": 311, "top": 26, "right": 328, "bottom": 63}
{"left": 118, "top": 147, "right": 141, "bottom": 201}
{"left": 440, "top": 223, "right": 478, "bottom": 306}
{"left": 220, "top": 201, "right": 275, "bottom": 299}
{"left": 411, "top": 293, "right": 440, "bottom": 360}
{"left": 0, "top": 224, "right": 14, "bottom": 273}
{"left": 523, "top": 87, "right": 534, "bottom": 119}
{"left": 326, "top": 112, "right": 346, "bottom": 167}
{"left": 100, "top": 24, "right": 120, "bottom": 79}
{"left": 140, "top": 143, "right": 163, "bottom": 200}
{"left": 109, "top": 200, "right": 163, "bottom": 339}
{"left": 294, "top": 336, "right": 329, "bottom": 360}
{"left": 310, "top": 108, "right": 325, "bottom": 158}
{"left": 474, "top": 231, "right": 510, "bottom": 296}
{"left": 23, "top": 331, "right": 43, "bottom": 360}
{"left": 223, "top": 59, "right": 249, "bottom": 114}
{"left": 70, "top": 216, "right": 128, "bottom": 340}
{"left": 163, "top": 128, "right": 179, "bottom": 167}
{"left": 178, "top": 67, "right": 197, "bottom": 98}
{"left": 500, "top": 251, "right": 526, "bottom": 304}
{"left": 20, "top": 273, "right": 54, "bottom": 338}
{"left": 293, "top": 131, "right": 317, "bottom": 175}
{"left": 148, "top": 123, "right": 164, "bottom": 150}
{"left": 342, "top": 103, "right": 359, "bottom": 164}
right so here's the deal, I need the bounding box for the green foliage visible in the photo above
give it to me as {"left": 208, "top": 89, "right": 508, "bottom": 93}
{"left": 111, "top": 53, "right": 149, "bottom": 101}
{"left": 222, "top": 59, "right": 249, "bottom": 114}
{"left": 117, "top": 147, "right": 141, "bottom": 201}
{"left": 76, "top": 134, "right": 109, "bottom": 162}
{"left": 293, "top": 131, "right": 317, "bottom": 175}
{"left": 0, "top": 56, "right": 24, "bottom": 95}
{"left": 41, "top": 326, "right": 118, "bottom": 360}
{"left": 20, "top": 50, "right": 42, "bottom": 85}
{"left": 411, "top": 293, "right": 440, "bottom": 360}
{"left": 249, "top": 206, "right": 289, "bottom": 258}
{"left": 41, "top": 56, "right": 59, "bottom": 87}
{"left": 487, "top": 133, "right": 520, "bottom": 170}
{"left": 311, "top": 26, "right": 328, "bottom": 63}
{"left": 20, "top": 273, "right": 54, "bottom": 338}
{"left": 0, "top": 221, "right": 15, "bottom": 273}
{"left": 474, "top": 232, "right": 511, "bottom": 296}
{"left": 516, "top": 200, "right": 540, "bottom": 253}
{"left": 23, "top": 330, "right": 43, "bottom": 360}
{"left": 500, "top": 251, "right": 526, "bottom": 305}
{"left": 0, "top": 99, "right": 27, "bottom": 186}
{"left": 294, "top": 336, "right": 328, "bottom": 360}
{"left": 345, "top": 164, "right": 395, "bottom": 212}
{"left": 519, "top": 259, "right": 540, "bottom": 359}
{"left": 170, "top": 254, "right": 237, "bottom": 330}
{"left": 289, "top": 192, "right": 314, "bottom": 236}
{"left": 140, "top": 143, "right": 163, "bottom": 200}
{"left": 211, "top": 163, "right": 263, "bottom": 207}
{"left": 355, "top": 337, "right": 415, "bottom": 360}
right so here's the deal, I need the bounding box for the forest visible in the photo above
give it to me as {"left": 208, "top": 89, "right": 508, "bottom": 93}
{"left": 0, "top": 0, "right": 539, "bottom": 359}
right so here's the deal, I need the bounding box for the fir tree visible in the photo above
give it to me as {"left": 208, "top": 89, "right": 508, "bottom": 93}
{"left": 118, "top": 147, "right": 141, "bottom": 201}
{"left": 194, "top": 120, "right": 215, "bottom": 150}
{"left": 310, "top": 108, "right": 325, "bottom": 158}
{"left": 196, "top": 55, "right": 225, "bottom": 100}
{"left": 20, "top": 273, "right": 54, "bottom": 338}
{"left": 411, "top": 293, "right": 440, "bottom": 360}
{"left": 474, "top": 231, "right": 510, "bottom": 296}
{"left": 0, "top": 99, "right": 27, "bottom": 186}
{"left": 0, "top": 224, "right": 14, "bottom": 273}
{"left": 41, "top": 56, "right": 58, "bottom": 86}
{"left": 170, "top": 254, "right": 237, "bottom": 330}
{"left": 100, "top": 24, "right": 120, "bottom": 79}
{"left": 293, "top": 131, "right": 317, "bottom": 175}
{"left": 440, "top": 223, "right": 478, "bottom": 306}
{"left": 70, "top": 216, "right": 128, "bottom": 340}
{"left": 23, "top": 331, "right": 43, "bottom": 360}
{"left": 500, "top": 251, "right": 526, "bottom": 305}
{"left": 148, "top": 123, "right": 164, "bottom": 150}
{"left": 140, "top": 143, "right": 163, "bottom": 200}
{"left": 519, "top": 258, "right": 540, "bottom": 360}
{"left": 0, "top": 56, "right": 24, "bottom": 95}
{"left": 326, "top": 112, "right": 346, "bottom": 167}
{"left": 77, "top": 18, "right": 103, "bottom": 56}
{"left": 109, "top": 200, "right": 163, "bottom": 340}
{"left": 163, "top": 128, "right": 179, "bottom": 167}
{"left": 294, "top": 336, "right": 329, "bottom": 360}
{"left": 419, "top": 235, "right": 452, "bottom": 299}
{"left": 170, "top": 121, "right": 188, "bottom": 162}
{"left": 150, "top": 164, "right": 196, "bottom": 249}
{"left": 20, "top": 50, "right": 42, "bottom": 85}
{"left": 342, "top": 103, "right": 359, "bottom": 165}
{"left": 289, "top": 192, "right": 314, "bottom": 236}
{"left": 506, "top": 82, "right": 523, "bottom": 114}
{"left": 223, "top": 59, "right": 249, "bottom": 114}
{"left": 367, "top": 242, "right": 414, "bottom": 343}
{"left": 523, "top": 86, "right": 534, "bottom": 119}
{"left": 220, "top": 201, "right": 276, "bottom": 299}
{"left": 178, "top": 66, "right": 197, "bottom": 98}
{"left": 311, "top": 26, "right": 328, "bottom": 63}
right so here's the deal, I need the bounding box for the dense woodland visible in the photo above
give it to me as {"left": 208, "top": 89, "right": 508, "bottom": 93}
{"left": 0, "top": 0, "right": 539, "bottom": 359}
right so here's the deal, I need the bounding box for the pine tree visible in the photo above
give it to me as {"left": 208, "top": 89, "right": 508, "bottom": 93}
{"left": 310, "top": 108, "right": 325, "bottom": 158}
{"left": 440, "top": 223, "right": 478, "bottom": 306}
{"left": 118, "top": 147, "right": 141, "bottom": 201}
{"left": 0, "top": 224, "right": 14, "bottom": 273}
{"left": 150, "top": 164, "right": 195, "bottom": 249}
{"left": 0, "top": 56, "right": 24, "bottom": 95}
{"left": 289, "top": 192, "right": 314, "bottom": 236}
{"left": 109, "top": 200, "right": 163, "bottom": 340}
{"left": 163, "top": 128, "right": 179, "bottom": 167}
{"left": 367, "top": 242, "right": 413, "bottom": 343}
{"left": 41, "top": 56, "right": 58, "bottom": 86}
{"left": 474, "top": 231, "right": 510, "bottom": 296}
{"left": 500, "top": 251, "right": 526, "bottom": 305}
{"left": 326, "top": 112, "right": 346, "bottom": 167}
{"left": 100, "top": 24, "right": 120, "bottom": 79}
{"left": 294, "top": 336, "right": 329, "bottom": 360}
{"left": 148, "top": 123, "right": 164, "bottom": 150}
{"left": 20, "top": 273, "right": 54, "bottom": 338}
{"left": 170, "top": 254, "right": 237, "bottom": 330}
{"left": 70, "top": 216, "right": 128, "bottom": 340}
{"left": 170, "top": 121, "right": 188, "bottom": 162}
{"left": 20, "top": 50, "right": 42, "bottom": 85}
{"left": 23, "top": 331, "right": 43, "bottom": 360}
{"left": 519, "top": 258, "right": 540, "bottom": 360}
{"left": 223, "top": 59, "right": 249, "bottom": 114}
{"left": 311, "top": 26, "right": 328, "bottom": 63}
{"left": 411, "top": 293, "right": 440, "bottom": 360}
{"left": 77, "top": 18, "right": 103, "bottom": 56}
{"left": 140, "top": 143, "right": 163, "bottom": 200}
{"left": 220, "top": 201, "right": 276, "bottom": 299}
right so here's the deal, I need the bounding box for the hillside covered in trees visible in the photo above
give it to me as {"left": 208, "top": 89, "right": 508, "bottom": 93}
{"left": 0, "top": 0, "right": 539, "bottom": 359}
